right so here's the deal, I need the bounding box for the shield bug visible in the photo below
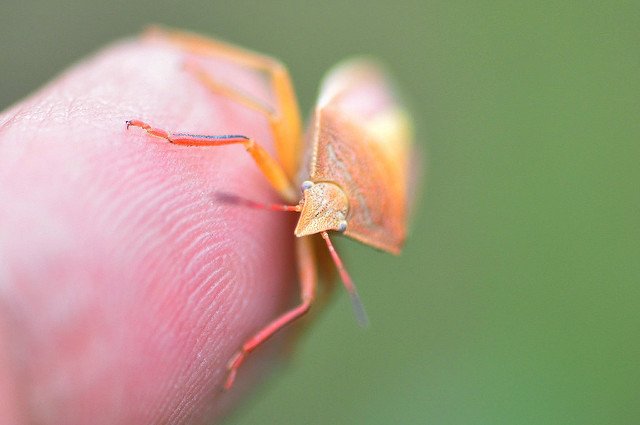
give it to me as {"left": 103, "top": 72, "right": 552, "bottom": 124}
{"left": 126, "top": 28, "right": 414, "bottom": 390}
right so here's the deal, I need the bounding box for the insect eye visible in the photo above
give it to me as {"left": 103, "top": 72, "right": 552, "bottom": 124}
{"left": 337, "top": 220, "right": 348, "bottom": 233}
{"left": 301, "top": 180, "right": 314, "bottom": 192}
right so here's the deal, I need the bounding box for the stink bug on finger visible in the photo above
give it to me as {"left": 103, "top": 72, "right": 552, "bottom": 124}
{"left": 126, "top": 28, "right": 415, "bottom": 390}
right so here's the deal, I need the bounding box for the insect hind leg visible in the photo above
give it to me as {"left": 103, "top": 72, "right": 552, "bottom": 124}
{"left": 146, "top": 27, "right": 303, "bottom": 181}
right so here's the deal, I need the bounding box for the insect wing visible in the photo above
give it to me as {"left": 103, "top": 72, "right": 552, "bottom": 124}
{"left": 304, "top": 59, "right": 413, "bottom": 254}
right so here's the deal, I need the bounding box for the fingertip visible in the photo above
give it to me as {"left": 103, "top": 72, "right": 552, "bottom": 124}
{"left": 0, "top": 33, "right": 297, "bottom": 423}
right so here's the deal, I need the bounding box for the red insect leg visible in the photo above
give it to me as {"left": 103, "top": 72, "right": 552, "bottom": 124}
{"left": 224, "top": 236, "right": 317, "bottom": 389}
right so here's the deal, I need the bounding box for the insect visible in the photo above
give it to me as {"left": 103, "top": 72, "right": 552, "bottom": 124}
{"left": 126, "top": 28, "right": 414, "bottom": 390}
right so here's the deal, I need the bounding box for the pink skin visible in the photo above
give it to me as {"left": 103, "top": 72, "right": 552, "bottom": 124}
{"left": 0, "top": 37, "right": 298, "bottom": 424}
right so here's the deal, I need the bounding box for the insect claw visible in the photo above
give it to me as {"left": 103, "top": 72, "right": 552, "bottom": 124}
{"left": 223, "top": 370, "right": 238, "bottom": 391}
{"left": 224, "top": 350, "right": 247, "bottom": 390}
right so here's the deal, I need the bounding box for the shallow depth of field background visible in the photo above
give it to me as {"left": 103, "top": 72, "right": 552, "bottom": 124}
{"left": 2, "top": 1, "right": 638, "bottom": 424}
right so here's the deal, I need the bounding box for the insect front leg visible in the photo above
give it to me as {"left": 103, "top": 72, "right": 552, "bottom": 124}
{"left": 224, "top": 236, "right": 317, "bottom": 390}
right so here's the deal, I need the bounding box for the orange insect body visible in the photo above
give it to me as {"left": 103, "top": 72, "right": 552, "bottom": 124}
{"left": 127, "top": 28, "right": 414, "bottom": 390}
{"left": 301, "top": 62, "right": 411, "bottom": 253}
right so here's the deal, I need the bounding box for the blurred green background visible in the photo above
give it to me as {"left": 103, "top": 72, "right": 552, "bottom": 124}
{"left": 3, "top": 1, "right": 639, "bottom": 424}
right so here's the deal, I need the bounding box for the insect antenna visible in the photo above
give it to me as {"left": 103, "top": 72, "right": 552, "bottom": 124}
{"left": 214, "top": 192, "right": 301, "bottom": 212}
{"left": 321, "top": 231, "right": 370, "bottom": 327}
{"left": 216, "top": 192, "right": 369, "bottom": 326}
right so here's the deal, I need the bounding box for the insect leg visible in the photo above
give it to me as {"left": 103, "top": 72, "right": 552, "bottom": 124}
{"left": 148, "top": 27, "right": 303, "bottom": 181}
{"left": 224, "top": 236, "right": 317, "bottom": 390}
{"left": 125, "top": 120, "right": 296, "bottom": 201}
